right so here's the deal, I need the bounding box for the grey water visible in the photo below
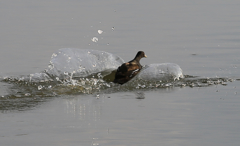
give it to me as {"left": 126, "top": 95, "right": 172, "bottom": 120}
{"left": 1, "top": 0, "right": 240, "bottom": 146}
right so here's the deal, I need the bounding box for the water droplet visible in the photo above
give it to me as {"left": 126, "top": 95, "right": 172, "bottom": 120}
{"left": 165, "top": 83, "right": 172, "bottom": 87}
{"left": 91, "top": 37, "right": 98, "bottom": 42}
{"left": 98, "top": 30, "right": 103, "bottom": 34}
{"left": 64, "top": 72, "right": 69, "bottom": 75}
{"left": 25, "top": 93, "right": 31, "bottom": 96}
{"left": 181, "top": 84, "right": 186, "bottom": 87}
{"left": 221, "top": 82, "right": 227, "bottom": 86}
{"left": 48, "top": 64, "right": 54, "bottom": 70}
{"left": 51, "top": 53, "right": 57, "bottom": 58}
{"left": 38, "top": 85, "right": 43, "bottom": 90}
{"left": 96, "top": 94, "right": 100, "bottom": 99}
{"left": 97, "top": 73, "right": 102, "bottom": 78}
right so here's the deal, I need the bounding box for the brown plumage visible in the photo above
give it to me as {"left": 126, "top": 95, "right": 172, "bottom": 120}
{"left": 113, "top": 51, "right": 147, "bottom": 84}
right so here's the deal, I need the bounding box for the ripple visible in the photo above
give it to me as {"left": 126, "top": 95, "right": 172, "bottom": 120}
{"left": 0, "top": 73, "right": 236, "bottom": 111}
{"left": 0, "top": 48, "right": 236, "bottom": 111}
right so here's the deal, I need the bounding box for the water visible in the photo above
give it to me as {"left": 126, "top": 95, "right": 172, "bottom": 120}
{"left": 1, "top": 0, "right": 240, "bottom": 146}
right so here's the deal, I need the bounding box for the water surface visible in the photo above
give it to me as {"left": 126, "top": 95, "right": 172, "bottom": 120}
{"left": 0, "top": 0, "right": 240, "bottom": 146}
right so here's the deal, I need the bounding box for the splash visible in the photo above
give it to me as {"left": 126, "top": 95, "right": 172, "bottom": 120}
{"left": 45, "top": 48, "right": 124, "bottom": 79}
{"left": 1, "top": 48, "right": 238, "bottom": 112}
{"left": 0, "top": 48, "right": 235, "bottom": 99}
{"left": 137, "top": 63, "right": 184, "bottom": 81}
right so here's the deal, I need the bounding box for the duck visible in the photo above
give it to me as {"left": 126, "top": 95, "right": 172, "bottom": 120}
{"left": 113, "top": 51, "right": 147, "bottom": 84}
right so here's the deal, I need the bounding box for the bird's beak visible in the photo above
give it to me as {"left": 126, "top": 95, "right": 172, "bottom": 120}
{"left": 144, "top": 55, "right": 147, "bottom": 58}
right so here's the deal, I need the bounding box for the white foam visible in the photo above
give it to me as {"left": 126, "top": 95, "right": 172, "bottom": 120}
{"left": 45, "top": 48, "right": 124, "bottom": 79}
{"left": 137, "top": 63, "right": 184, "bottom": 81}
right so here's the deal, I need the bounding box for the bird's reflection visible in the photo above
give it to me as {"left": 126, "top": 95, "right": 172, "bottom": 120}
{"left": 135, "top": 91, "right": 145, "bottom": 99}
{"left": 64, "top": 96, "right": 102, "bottom": 122}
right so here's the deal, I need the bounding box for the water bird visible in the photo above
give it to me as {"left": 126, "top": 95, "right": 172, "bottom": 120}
{"left": 113, "top": 51, "right": 147, "bottom": 84}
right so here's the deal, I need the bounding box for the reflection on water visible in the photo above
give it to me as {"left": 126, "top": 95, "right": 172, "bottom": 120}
{"left": 0, "top": 0, "right": 240, "bottom": 145}
{"left": 0, "top": 75, "right": 237, "bottom": 111}
{"left": 64, "top": 96, "right": 103, "bottom": 122}
{"left": 135, "top": 92, "right": 145, "bottom": 99}
{"left": 1, "top": 82, "right": 239, "bottom": 146}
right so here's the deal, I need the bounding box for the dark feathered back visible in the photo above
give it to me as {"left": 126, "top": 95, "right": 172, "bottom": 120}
{"left": 113, "top": 51, "right": 147, "bottom": 84}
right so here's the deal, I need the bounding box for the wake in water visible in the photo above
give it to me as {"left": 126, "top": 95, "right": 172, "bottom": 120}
{"left": 0, "top": 48, "right": 235, "bottom": 99}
